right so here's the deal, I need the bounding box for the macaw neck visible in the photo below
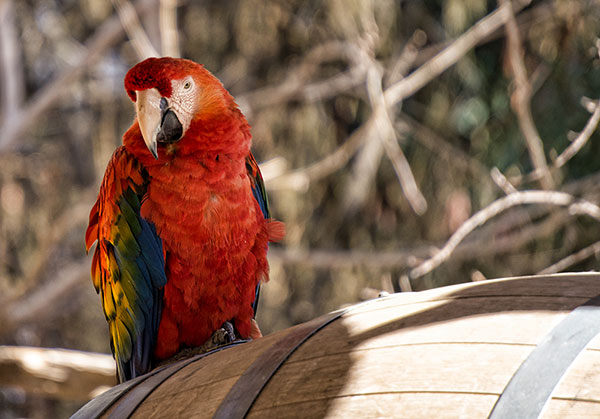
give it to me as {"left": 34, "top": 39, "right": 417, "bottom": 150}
{"left": 122, "top": 110, "right": 252, "bottom": 167}
{"left": 184, "top": 110, "right": 251, "bottom": 156}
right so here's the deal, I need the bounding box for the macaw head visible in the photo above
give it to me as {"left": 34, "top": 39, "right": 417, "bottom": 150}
{"left": 124, "top": 57, "right": 235, "bottom": 159}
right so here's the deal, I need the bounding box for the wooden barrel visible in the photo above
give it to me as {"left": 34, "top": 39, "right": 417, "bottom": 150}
{"left": 73, "top": 273, "right": 600, "bottom": 418}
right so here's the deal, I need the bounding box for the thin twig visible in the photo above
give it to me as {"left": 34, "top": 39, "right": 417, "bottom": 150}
{"left": 269, "top": 170, "right": 600, "bottom": 271}
{"left": 251, "top": 43, "right": 370, "bottom": 191}
{"left": 159, "top": 0, "right": 179, "bottom": 57}
{"left": 342, "top": 111, "right": 387, "bottom": 211}
{"left": 538, "top": 240, "right": 600, "bottom": 274}
{"left": 410, "top": 1, "right": 554, "bottom": 70}
{"left": 343, "top": 39, "right": 427, "bottom": 214}
{"left": 268, "top": 209, "right": 568, "bottom": 271}
{"left": 384, "top": 0, "right": 530, "bottom": 107}
{"left": 341, "top": 28, "right": 390, "bottom": 212}
{"left": 410, "top": 190, "right": 600, "bottom": 279}
{"left": 266, "top": 118, "right": 372, "bottom": 191}
{"left": 491, "top": 167, "right": 518, "bottom": 195}
{"left": 1, "top": 262, "right": 89, "bottom": 336}
{"left": 554, "top": 100, "right": 600, "bottom": 167}
{"left": 386, "top": 30, "right": 427, "bottom": 87}
{"left": 242, "top": 1, "right": 529, "bottom": 116}
{"left": 501, "top": 0, "right": 553, "bottom": 189}
{"left": 19, "top": 198, "right": 93, "bottom": 293}
{"left": 112, "top": 0, "right": 159, "bottom": 59}
{"left": 0, "top": 0, "right": 23, "bottom": 122}
{"left": 237, "top": 41, "right": 369, "bottom": 115}
{"left": 0, "top": 0, "right": 157, "bottom": 151}
{"left": 366, "top": 63, "right": 427, "bottom": 214}
{"left": 510, "top": 98, "right": 600, "bottom": 186}
{"left": 262, "top": 4, "right": 531, "bottom": 192}
{"left": 398, "top": 115, "right": 490, "bottom": 179}
{"left": 456, "top": 210, "right": 567, "bottom": 260}
{"left": 268, "top": 247, "right": 433, "bottom": 269}
{"left": 399, "top": 275, "right": 413, "bottom": 292}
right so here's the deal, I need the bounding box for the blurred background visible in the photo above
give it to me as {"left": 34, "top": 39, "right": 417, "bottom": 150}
{"left": 1, "top": 0, "right": 600, "bottom": 416}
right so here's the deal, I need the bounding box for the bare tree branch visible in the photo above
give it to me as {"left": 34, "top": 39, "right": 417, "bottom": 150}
{"left": 547, "top": 99, "right": 600, "bottom": 169}
{"left": 386, "top": 30, "right": 427, "bottom": 87}
{"left": 538, "top": 240, "right": 600, "bottom": 274}
{"left": 399, "top": 275, "right": 413, "bottom": 292}
{"left": 19, "top": 198, "right": 93, "bottom": 293}
{"left": 237, "top": 41, "right": 369, "bottom": 115}
{"left": 0, "top": 0, "right": 157, "bottom": 152}
{"left": 268, "top": 207, "right": 569, "bottom": 271}
{"left": 241, "top": 0, "right": 533, "bottom": 117}
{"left": 409, "top": 1, "right": 554, "bottom": 71}
{"left": 342, "top": 28, "right": 429, "bottom": 214}
{"left": 112, "top": 0, "right": 159, "bottom": 59}
{"left": 266, "top": 117, "right": 370, "bottom": 191}
{"left": 384, "top": 0, "right": 530, "bottom": 107}
{"left": 366, "top": 63, "right": 427, "bottom": 214}
{"left": 0, "top": 0, "right": 24, "bottom": 121}
{"left": 268, "top": 247, "right": 433, "bottom": 269}
{"left": 1, "top": 262, "right": 89, "bottom": 337}
{"left": 507, "top": 97, "right": 600, "bottom": 186}
{"left": 491, "top": 166, "right": 518, "bottom": 194}
{"left": 500, "top": 0, "right": 553, "bottom": 189}
{"left": 256, "top": 42, "right": 372, "bottom": 191}
{"left": 159, "top": 0, "right": 180, "bottom": 57}
{"left": 456, "top": 210, "right": 568, "bottom": 260}
{"left": 410, "top": 190, "right": 600, "bottom": 279}
{"left": 258, "top": 3, "right": 536, "bottom": 196}
{"left": 398, "top": 115, "right": 491, "bottom": 179}
{"left": 0, "top": 346, "right": 115, "bottom": 401}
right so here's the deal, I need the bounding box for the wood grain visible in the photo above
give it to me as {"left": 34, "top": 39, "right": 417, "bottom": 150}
{"left": 543, "top": 398, "right": 600, "bottom": 419}
{"left": 552, "top": 349, "right": 600, "bottom": 401}
{"left": 249, "top": 393, "right": 500, "bottom": 419}
{"left": 129, "top": 329, "right": 282, "bottom": 418}
{"left": 87, "top": 273, "right": 600, "bottom": 418}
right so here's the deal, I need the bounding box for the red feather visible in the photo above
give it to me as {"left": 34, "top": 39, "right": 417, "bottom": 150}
{"left": 89, "top": 58, "right": 284, "bottom": 367}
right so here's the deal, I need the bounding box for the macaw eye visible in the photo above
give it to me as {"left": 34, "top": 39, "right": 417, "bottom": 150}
{"left": 183, "top": 81, "right": 192, "bottom": 90}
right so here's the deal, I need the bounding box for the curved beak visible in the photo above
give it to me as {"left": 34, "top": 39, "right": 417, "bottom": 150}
{"left": 135, "top": 89, "right": 183, "bottom": 159}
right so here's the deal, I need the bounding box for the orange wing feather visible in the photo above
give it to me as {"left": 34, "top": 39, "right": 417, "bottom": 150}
{"left": 86, "top": 146, "right": 167, "bottom": 382}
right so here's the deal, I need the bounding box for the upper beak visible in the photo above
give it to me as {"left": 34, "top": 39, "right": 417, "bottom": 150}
{"left": 136, "top": 89, "right": 183, "bottom": 159}
{"left": 136, "top": 89, "right": 162, "bottom": 159}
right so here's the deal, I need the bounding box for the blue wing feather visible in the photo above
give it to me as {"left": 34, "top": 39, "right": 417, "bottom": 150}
{"left": 113, "top": 187, "right": 166, "bottom": 382}
{"left": 245, "top": 153, "right": 270, "bottom": 316}
{"left": 87, "top": 147, "right": 167, "bottom": 383}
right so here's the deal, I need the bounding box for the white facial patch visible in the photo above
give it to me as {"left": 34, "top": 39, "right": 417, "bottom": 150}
{"left": 169, "top": 77, "right": 198, "bottom": 135}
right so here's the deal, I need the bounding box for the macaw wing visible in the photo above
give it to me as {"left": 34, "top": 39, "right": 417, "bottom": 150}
{"left": 86, "top": 147, "right": 167, "bottom": 383}
{"left": 246, "top": 152, "right": 271, "bottom": 220}
{"left": 245, "top": 152, "right": 271, "bottom": 316}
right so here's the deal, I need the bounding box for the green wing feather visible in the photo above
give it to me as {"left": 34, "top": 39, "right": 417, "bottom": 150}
{"left": 86, "top": 147, "right": 167, "bottom": 382}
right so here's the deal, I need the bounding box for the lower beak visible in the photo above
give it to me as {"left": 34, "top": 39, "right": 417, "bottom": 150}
{"left": 157, "top": 109, "right": 183, "bottom": 144}
{"left": 136, "top": 89, "right": 183, "bottom": 159}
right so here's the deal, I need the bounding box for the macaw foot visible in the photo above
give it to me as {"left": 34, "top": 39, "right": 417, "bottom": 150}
{"left": 157, "top": 321, "right": 241, "bottom": 366}
{"left": 188, "top": 321, "right": 237, "bottom": 354}
{"left": 209, "top": 321, "right": 236, "bottom": 347}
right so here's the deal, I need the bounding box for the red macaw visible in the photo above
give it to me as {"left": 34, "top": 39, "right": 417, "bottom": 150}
{"left": 85, "top": 57, "right": 284, "bottom": 383}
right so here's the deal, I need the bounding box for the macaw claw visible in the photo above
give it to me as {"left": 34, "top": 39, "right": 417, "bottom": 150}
{"left": 211, "top": 321, "right": 236, "bottom": 346}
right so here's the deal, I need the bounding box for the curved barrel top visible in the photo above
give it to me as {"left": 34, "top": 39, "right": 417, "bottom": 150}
{"left": 73, "top": 273, "right": 600, "bottom": 419}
